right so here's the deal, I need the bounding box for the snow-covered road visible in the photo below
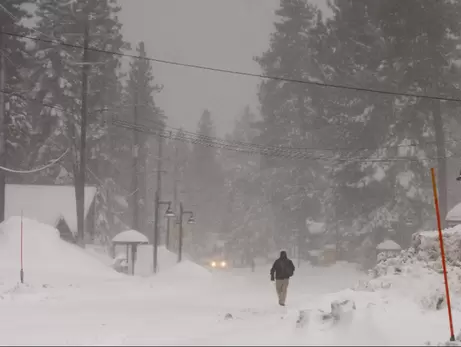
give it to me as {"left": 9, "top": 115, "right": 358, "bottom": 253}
{"left": 1, "top": 218, "right": 460, "bottom": 346}
{"left": 0, "top": 262, "right": 364, "bottom": 345}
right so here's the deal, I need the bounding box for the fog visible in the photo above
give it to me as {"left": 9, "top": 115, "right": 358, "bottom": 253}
{"left": 2, "top": 0, "right": 461, "bottom": 273}
{"left": 117, "top": 0, "right": 329, "bottom": 135}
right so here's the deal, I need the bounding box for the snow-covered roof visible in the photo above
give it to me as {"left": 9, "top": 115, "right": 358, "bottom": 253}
{"left": 112, "top": 230, "right": 149, "bottom": 244}
{"left": 5, "top": 184, "right": 97, "bottom": 235}
{"left": 308, "top": 250, "right": 323, "bottom": 256}
{"left": 446, "top": 202, "right": 461, "bottom": 222}
{"left": 376, "top": 239, "right": 401, "bottom": 251}
{"left": 306, "top": 220, "right": 325, "bottom": 234}
{"left": 324, "top": 244, "right": 336, "bottom": 250}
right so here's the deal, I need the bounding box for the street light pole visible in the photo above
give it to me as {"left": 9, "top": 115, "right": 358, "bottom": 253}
{"left": 153, "top": 190, "right": 160, "bottom": 273}
{"left": 178, "top": 202, "right": 184, "bottom": 263}
{"left": 153, "top": 195, "right": 174, "bottom": 273}
{"left": 177, "top": 202, "right": 195, "bottom": 263}
{"left": 165, "top": 217, "right": 170, "bottom": 250}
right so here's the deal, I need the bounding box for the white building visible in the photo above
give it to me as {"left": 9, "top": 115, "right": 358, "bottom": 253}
{"left": 5, "top": 184, "right": 97, "bottom": 243}
{"left": 446, "top": 202, "right": 461, "bottom": 228}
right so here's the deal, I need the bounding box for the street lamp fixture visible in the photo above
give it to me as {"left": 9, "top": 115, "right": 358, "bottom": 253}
{"left": 164, "top": 204, "right": 175, "bottom": 218}
{"left": 187, "top": 215, "right": 196, "bottom": 224}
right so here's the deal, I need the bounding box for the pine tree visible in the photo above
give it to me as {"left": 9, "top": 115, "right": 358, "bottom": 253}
{"left": 375, "top": 0, "right": 461, "bottom": 230}
{"left": 317, "top": 0, "right": 401, "bottom": 247}
{"left": 186, "top": 110, "right": 225, "bottom": 253}
{"left": 31, "top": 0, "right": 129, "bottom": 243}
{"left": 0, "top": 1, "right": 31, "bottom": 220}
{"left": 324, "top": 0, "right": 461, "bottom": 248}
{"left": 255, "top": 0, "right": 329, "bottom": 251}
{"left": 223, "top": 106, "right": 275, "bottom": 264}
{"left": 124, "top": 41, "right": 164, "bottom": 236}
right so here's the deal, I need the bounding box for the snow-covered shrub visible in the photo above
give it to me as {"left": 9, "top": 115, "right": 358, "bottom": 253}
{"left": 355, "top": 225, "right": 461, "bottom": 310}
{"left": 428, "top": 330, "right": 461, "bottom": 346}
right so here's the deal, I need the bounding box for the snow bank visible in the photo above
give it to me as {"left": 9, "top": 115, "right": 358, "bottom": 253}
{"left": 156, "top": 260, "right": 212, "bottom": 282}
{"left": 169, "top": 260, "right": 212, "bottom": 278}
{"left": 415, "top": 225, "right": 461, "bottom": 265}
{"left": 0, "top": 217, "right": 120, "bottom": 287}
{"left": 356, "top": 225, "right": 461, "bottom": 310}
{"left": 132, "top": 245, "right": 179, "bottom": 276}
{"left": 84, "top": 245, "right": 114, "bottom": 267}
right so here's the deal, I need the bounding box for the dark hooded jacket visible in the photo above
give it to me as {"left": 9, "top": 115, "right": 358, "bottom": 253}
{"left": 270, "top": 251, "right": 295, "bottom": 280}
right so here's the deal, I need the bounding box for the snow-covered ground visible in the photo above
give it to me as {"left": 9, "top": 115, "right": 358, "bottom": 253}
{"left": 0, "top": 217, "right": 460, "bottom": 345}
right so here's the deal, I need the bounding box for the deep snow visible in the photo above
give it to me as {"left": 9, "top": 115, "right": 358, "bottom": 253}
{"left": 0, "top": 217, "right": 460, "bottom": 345}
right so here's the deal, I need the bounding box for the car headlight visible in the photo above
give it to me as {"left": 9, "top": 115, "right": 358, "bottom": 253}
{"left": 211, "top": 261, "right": 217, "bottom": 267}
{"left": 220, "top": 261, "right": 227, "bottom": 268}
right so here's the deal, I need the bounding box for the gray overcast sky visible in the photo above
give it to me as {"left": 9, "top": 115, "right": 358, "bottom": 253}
{"left": 118, "top": 0, "right": 327, "bottom": 136}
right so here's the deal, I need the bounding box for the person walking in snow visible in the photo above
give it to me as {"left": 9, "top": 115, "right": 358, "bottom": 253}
{"left": 270, "top": 250, "right": 295, "bottom": 306}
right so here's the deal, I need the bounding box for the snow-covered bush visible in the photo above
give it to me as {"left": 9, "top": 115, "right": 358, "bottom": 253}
{"left": 427, "top": 330, "right": 461, "bottom": 346}
{"left": 355, "top": 225, "right": 461, "bottom": 310}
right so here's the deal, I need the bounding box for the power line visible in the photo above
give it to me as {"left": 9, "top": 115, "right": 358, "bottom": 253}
{"left": 0, "top": 81, "right": 453, "bottom": 162}
{"left": 112, "top": 118, "right": 458, "bottom": 163}
{"left": 1, "top": 88, "right": 442, "bottom": 153}
{"left": 1, "top": 88, "right": 458, "bottom": 161}
{"left": 139, "top": 115, "right": 442, "bottom": 153}
{"left": 3, "top": 30, "right": 461, "bottom": 104}
{"left": 0, "top": 148, "right": 69, "bottom": 173}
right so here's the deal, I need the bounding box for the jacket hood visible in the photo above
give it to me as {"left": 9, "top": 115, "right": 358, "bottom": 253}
{"left": 280, "top": 250, "right": 287, "bottom": 259}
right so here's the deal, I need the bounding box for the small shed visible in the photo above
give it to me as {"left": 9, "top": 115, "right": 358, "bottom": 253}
{"left": 112, "top": 230, "right": 149, "bottom": 275}
{"left": 376, "top": 239, "right": 401, "bottom": 260}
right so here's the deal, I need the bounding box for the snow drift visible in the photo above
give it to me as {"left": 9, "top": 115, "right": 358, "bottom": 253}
{"left": 0, "top": 217, "right": 121, "bottom": 286}
{"left": 132, "top": 244, "right": 180, "bottom": 276}
{"left": 356, "top": 225, "right": 461, "bottom": 310}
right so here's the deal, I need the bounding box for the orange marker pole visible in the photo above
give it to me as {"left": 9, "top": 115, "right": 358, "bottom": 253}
{"left": 431, "top": 168, "right": 455, "bottom": 341}
{"left": 20, "top": 210, "right": 24, "bottom": 284}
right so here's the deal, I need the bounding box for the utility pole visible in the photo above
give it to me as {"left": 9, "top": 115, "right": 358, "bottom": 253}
{"left": 153, "top": 135, "right": 163, "bottom": 273}
{"left": 167, "top": 145, "right": 179, "bottom": 250}
{"left": 131, "top": 90, "right": 139, "bottom": 231}
{"left": 0, "top": 31, "right": 6, "bottom": 223}
{"left": 173, "top": 145, "right": 179, "bottom": 212}
{"left": 75, "top": 18, "right": 90, "bottom": 246}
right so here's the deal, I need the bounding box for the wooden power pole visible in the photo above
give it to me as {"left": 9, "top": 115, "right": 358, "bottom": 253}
{"left": 76, "top": 19, "right": 90, "bottom": 246}
{"left": 153, "top": 134, "right": 163, "bottom": 273}
{"left": 0, "top": 31, "right": 6, "bottom": 223}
